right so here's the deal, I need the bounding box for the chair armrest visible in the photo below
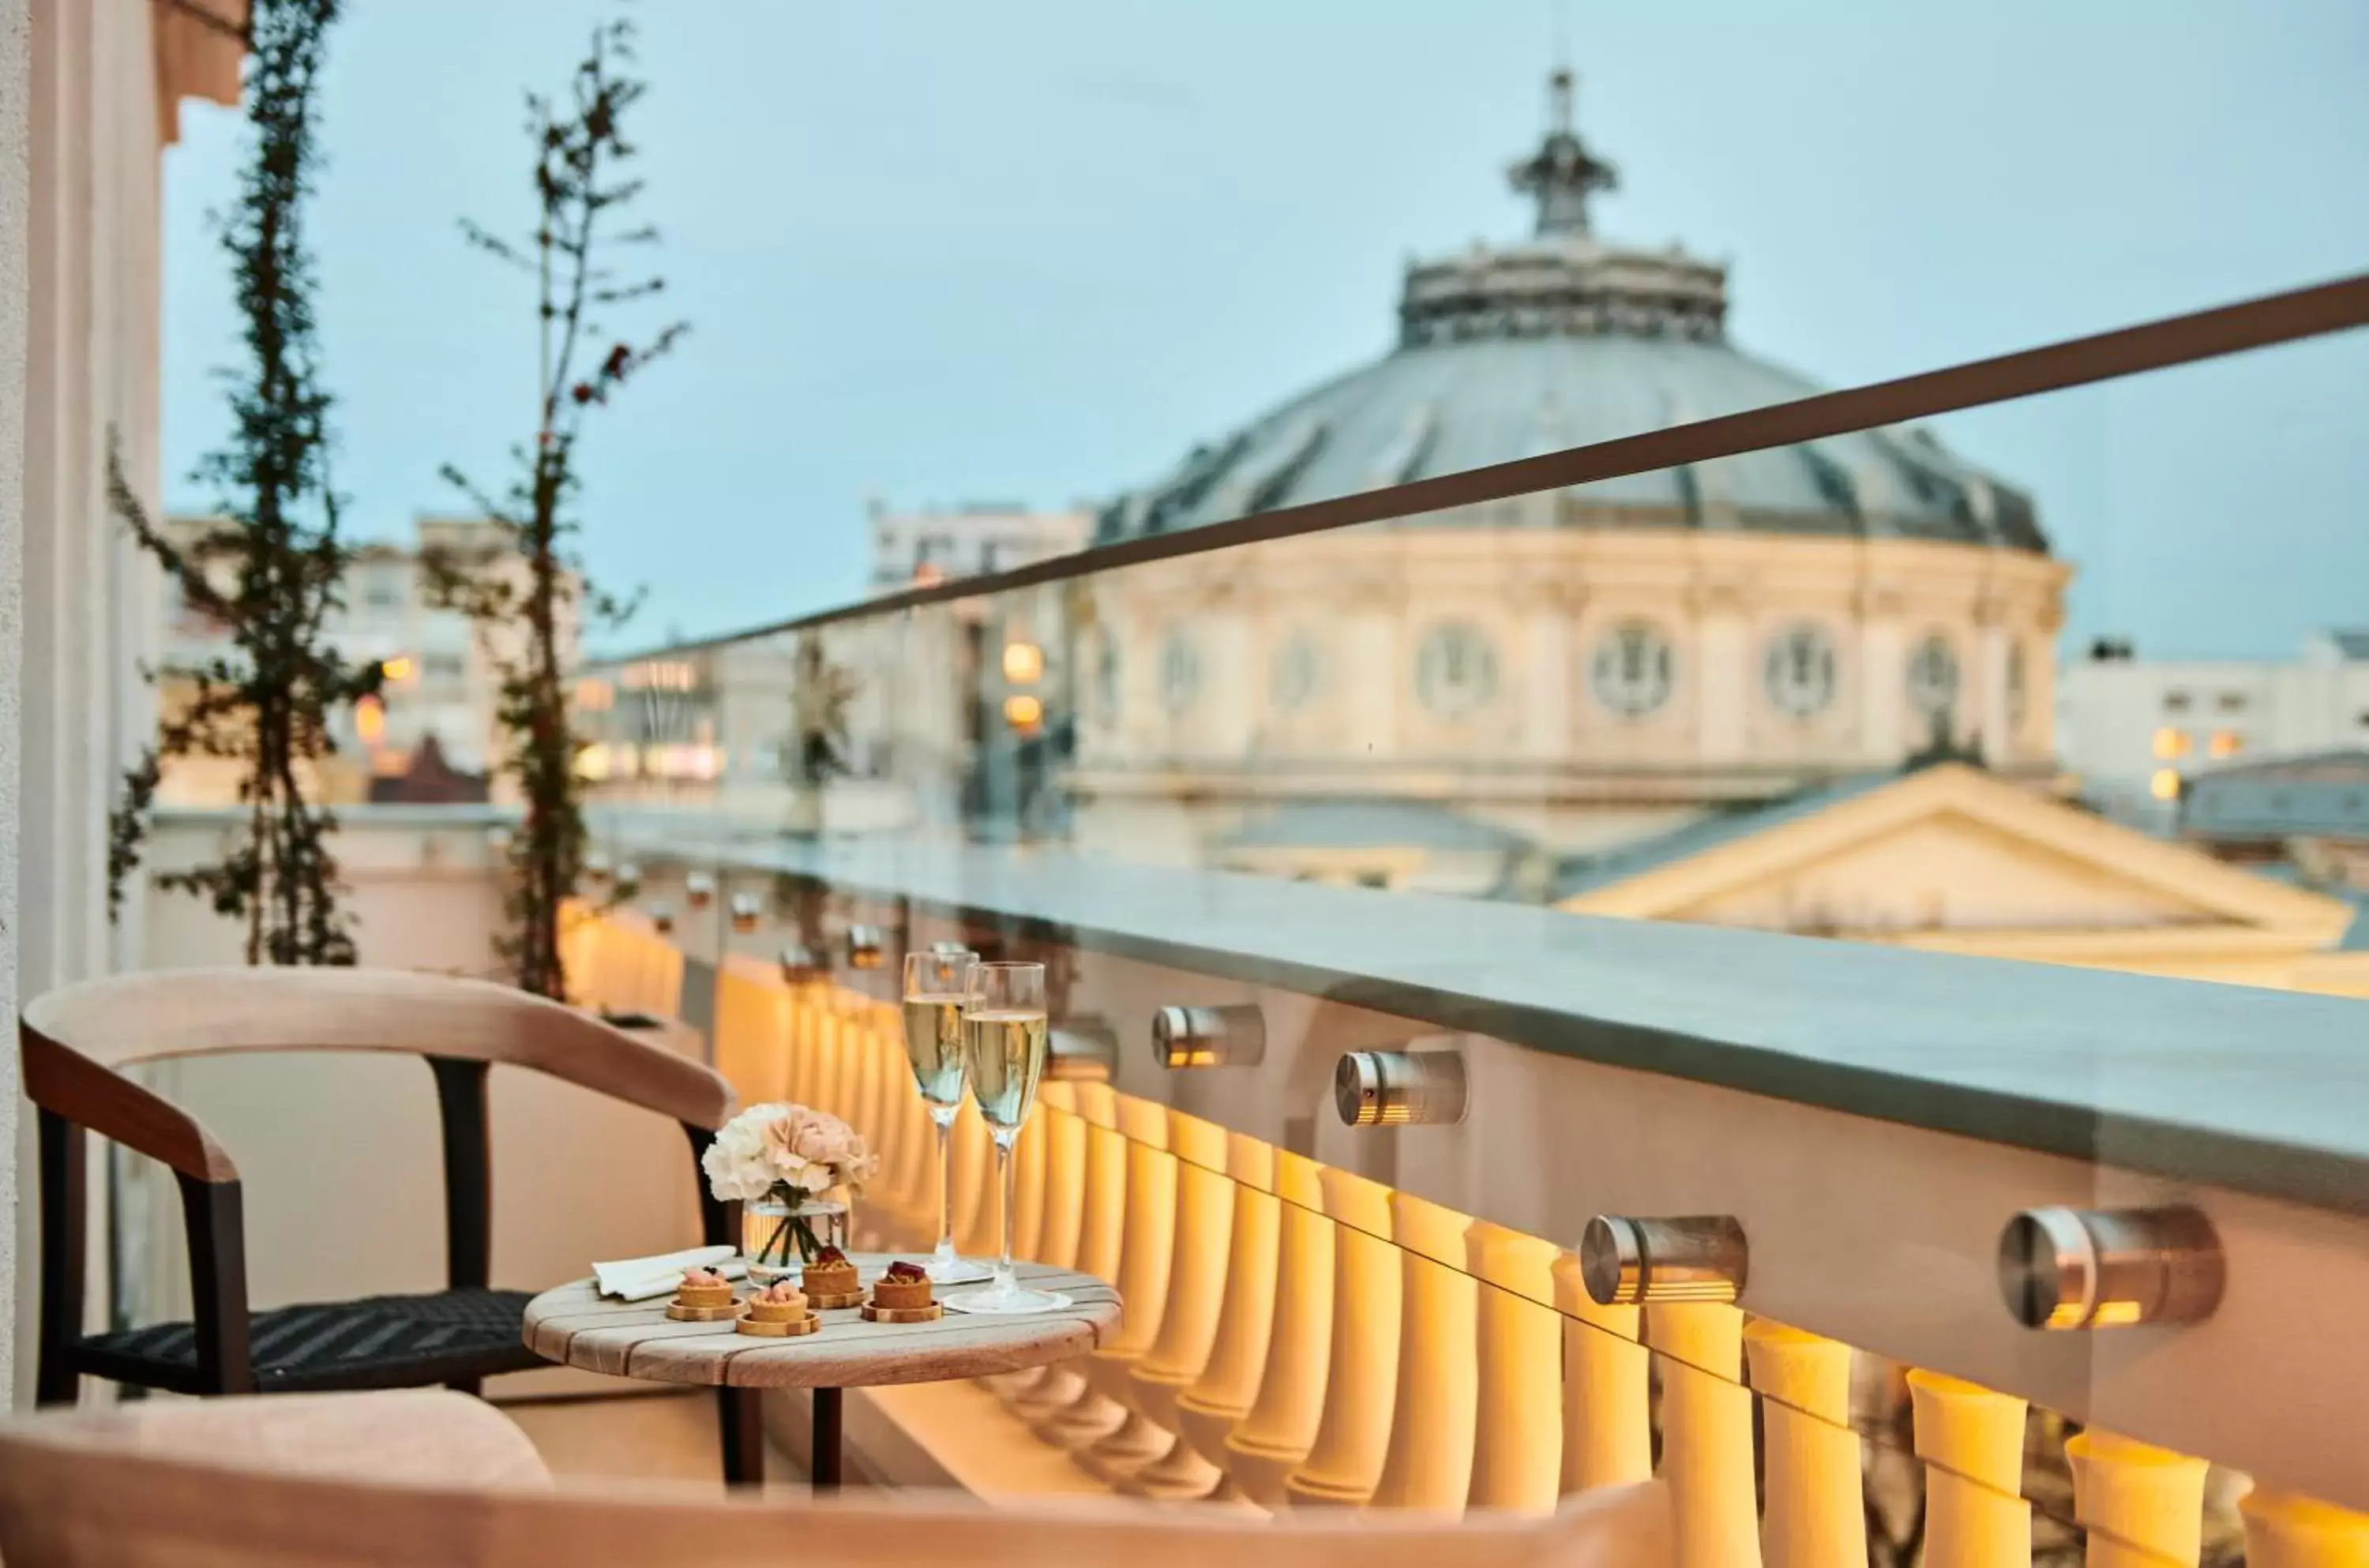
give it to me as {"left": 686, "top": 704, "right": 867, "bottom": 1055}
{"left": 3, "top": 1389, "right": 550, "bottom": 1488}
{"left": 539, "top": 1010, "right": 738, "bottom": 1131}
{"left": 20, "top": 1027, "right": 238, "bottom": 1182}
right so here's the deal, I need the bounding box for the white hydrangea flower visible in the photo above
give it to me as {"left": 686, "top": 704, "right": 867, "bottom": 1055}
{"left": 700, "top": 1102, "right": 788, "bottom": 1202}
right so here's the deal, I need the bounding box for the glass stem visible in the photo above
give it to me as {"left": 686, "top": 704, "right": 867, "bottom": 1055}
{"left": 994, "top": 1130, "right": 1018, "bottom": 1294}
{"left": 932, "top": 1110, "right": 956, "bottom": 1262}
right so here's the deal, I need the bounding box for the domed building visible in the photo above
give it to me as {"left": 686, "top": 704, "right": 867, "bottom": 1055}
{"left": 1064, "top": 71, "right": 2070, "bottom": 892}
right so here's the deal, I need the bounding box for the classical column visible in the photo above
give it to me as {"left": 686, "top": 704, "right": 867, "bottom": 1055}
{"left": 847, "top": 1005, "right": 888, "bottom": 1146}
{"left": 2240, "top": 1489, "right": 2369, "bottom": 1568}
{"left": 706, "top": 967, "right": 759, "bottom": 1099}
{"left": 1549, "top": 1251, "right": 1650, "bottom": 1495}
{"left": 1522, "top": 597, "right": 1571, "bottom": 763}
{"left": 882, "top": 1040, "right": 933, "bottom": 1228}
{"left": 1370, "top": 1194, "right": 1479, "bottom": 1512}
{"left": 1028, "top": 1082, "right": 1089, "bottom": 1269}
{"left": 1117, "top": 1112, "right": 1237, "bottom": 1499}
{"left": 1691, "top": 583, "right": 1749, "bottom": 763}
{"left": 1284, "top": 1167, "right": 1399, "bottom": 1510}
{"left": 757, "top": 979, "right": 798, "bottom": 1108}
{"left": 784, "top": 984, "right": 820, "bottom": 1108}
{"left": 808, "top": 993, "right": 846, "bottom": 1120}
{"left": 853, "top": 1003, "right": 904, "bottom": 1247}
{"left": 1073, "top": 1096, "right": 1182, "bottom": 1479}
{"left": 1339, "top": 586, "right": 1401, "bottom": 756}
{"left": 1465, "top": 1223, "right": 1563, "bottom": 1514}
{"left": 1744, "top": 1321, "right": 1864, "bottom": 1568}
{"left": 984, "top": 1080, "right": 1086, "bottom": 1403}
{"left": 1022, "top": 1084, "right": 1132, "bottom": 1442}
{"left": 1226, "top": 1150, "right": 1335, "bottom": 1509}
{"left": 2065, "top": 1430, "right": 2207, "bottom": 1568}
{"left": 1647, "top": 1303, "right": 1761, "bottom": 1568}
{"left": 1008, "top": 1087, "right": 1051, "bottom": 1263}
{"left": 648, "top": 936, "right": 685, "bottom": 1018}
{"left": 1908, "top": 1370, "right": 2029, "bottom": 1568}
{"left": 1976, "top": 609, "right": 2011, "bottom": 768}
{"left": 948, "top": 1097, "right": 996, "bottom": 1259}
{"left": 1201, "top": 585, "right": 1256, "bottom": 760}
{"left": 1176, "top": 1134, "right": 1282, "bottom": 1488}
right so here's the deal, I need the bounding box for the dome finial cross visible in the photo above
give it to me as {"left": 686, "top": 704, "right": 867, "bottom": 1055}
{"left": 1509, "top": 66, "right": 1617, "bottom": 238}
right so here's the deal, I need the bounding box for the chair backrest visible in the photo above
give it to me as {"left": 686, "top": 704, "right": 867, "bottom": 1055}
{"left": 21, "top": 967, "right": 738, "bottom": 1179}
{"left": 0, "top": 1392, "right": 1673, "bottom": 1568}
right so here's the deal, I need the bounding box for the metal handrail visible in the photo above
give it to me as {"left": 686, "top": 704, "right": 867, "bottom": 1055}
{"left": 603, "top": 269, "right": 2369, "bottom": 661}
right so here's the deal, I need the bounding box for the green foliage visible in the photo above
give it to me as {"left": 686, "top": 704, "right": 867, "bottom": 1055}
{"left": 426, "top": 19, "right": 685, "bottom": 1000}
{"left": 107, "top": 0, "right": 375, "bottom": 966}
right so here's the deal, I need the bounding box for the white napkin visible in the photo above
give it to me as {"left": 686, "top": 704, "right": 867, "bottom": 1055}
{"left": 593, "top": 1244, "right": 744, "bottom": 1302}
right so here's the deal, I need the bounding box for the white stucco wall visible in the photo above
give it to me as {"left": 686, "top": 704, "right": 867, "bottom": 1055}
{"left": 0, "top": 0, "right": 34, "bottom": 1412}
{"left": 6, "top": 0, "right": 236, "bottom": 1409}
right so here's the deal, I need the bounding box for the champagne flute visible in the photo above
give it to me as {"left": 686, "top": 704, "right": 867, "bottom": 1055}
{"left": 950, "top": 961, "right": 1068, "bottom": 1315}
{"left": 900, "top": 949, "right": 992, "bottom": 1284}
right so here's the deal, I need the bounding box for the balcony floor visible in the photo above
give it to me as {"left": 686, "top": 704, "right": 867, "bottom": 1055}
{"left": 499, "top": 1390, "right": 771, "bottom": 1489}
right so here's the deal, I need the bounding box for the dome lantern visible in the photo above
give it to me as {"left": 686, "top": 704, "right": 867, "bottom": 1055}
{"left": 1508, "top": 68, "right": 1619, "bottom": 238}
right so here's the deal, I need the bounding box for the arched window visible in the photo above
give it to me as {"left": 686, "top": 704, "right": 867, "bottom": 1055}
{"left": 1271, "top": 634, "right": 1321, "bottom": 713}
{"left": 1158, "top": 632, "right": 1200, "bottom": 715}
{"left": 1763, "top": 623, "right": 1838, "bottom": 718}
{"left": 1906, "top": 634, "right": 1960, "bottom": 721}
{"left": 1414, "top": 622, "right": 1499, "bottom": 717}
{"left": 1589, "top": 622, "right": 1676, "bottom": 717}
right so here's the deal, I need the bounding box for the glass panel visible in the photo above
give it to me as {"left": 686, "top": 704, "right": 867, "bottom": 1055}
{"left": 568, "top": 327, "right": 2369, "bottom": 1529}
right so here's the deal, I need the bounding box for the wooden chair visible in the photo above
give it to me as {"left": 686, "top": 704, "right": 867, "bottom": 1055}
{"left": 0, "top": 1390, "right": 1674, "bottom": 1568}
{"left": 19, "top": 969, "right": 745, "bottom": 1452}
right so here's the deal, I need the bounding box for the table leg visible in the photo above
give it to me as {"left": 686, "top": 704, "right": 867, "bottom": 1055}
{"left": 812, "top": 1386, "right": 843, "bottom": 1490}
{"left": 718, "top": 1387, "right": 763, "bottom": 1485}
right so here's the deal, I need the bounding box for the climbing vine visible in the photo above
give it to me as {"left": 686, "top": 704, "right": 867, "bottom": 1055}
{"left": 107, "top": 0, "right": 377, "bottom": 966}
{"left": 426, "top": 18, "right": 685, "bottom": 1000}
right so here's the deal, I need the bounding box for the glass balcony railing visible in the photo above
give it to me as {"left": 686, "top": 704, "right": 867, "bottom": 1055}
{"left": 559, "top": 273, "right": 2369, "bottom": 1559}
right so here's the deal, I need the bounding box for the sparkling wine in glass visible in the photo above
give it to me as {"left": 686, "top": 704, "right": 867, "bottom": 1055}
{"left": 952, "top": 961, "right": 1068, "bottom": 1315}
{"left": 901, "top": 949, "right": 990, "bottom": 1284}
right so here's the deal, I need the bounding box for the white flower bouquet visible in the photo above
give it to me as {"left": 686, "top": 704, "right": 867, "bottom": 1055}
{"left": 701, "top": 1102, "right": 880, "bottom": 1269}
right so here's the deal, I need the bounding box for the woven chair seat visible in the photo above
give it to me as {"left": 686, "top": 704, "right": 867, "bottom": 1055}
{"left": 75, "top": 1288, "right": 540, "bottom": 1394}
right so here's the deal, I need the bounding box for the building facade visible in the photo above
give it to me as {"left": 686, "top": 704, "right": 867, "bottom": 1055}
{"left": 2058, "top": 628, "right": 2369, "bottom": 825}
{"left": 158, "top": 514, "right": 570, "bottom": 805}
{"left": 867, "top": 497, "right": 1091, "bottom": 594}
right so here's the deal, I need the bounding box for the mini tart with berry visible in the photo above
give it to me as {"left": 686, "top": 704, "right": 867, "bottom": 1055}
{"left": 673, "top": 1266, "right": 735, "bottom": 1310}
{"left": 869, "top": 1259, "right": 934, "bottom": 1311}
{"left": 745, "top": 1281, "right": 810, "bottom": 1323}
{"left": 800, "top": 1246, "right": 859, "bottom": 1298}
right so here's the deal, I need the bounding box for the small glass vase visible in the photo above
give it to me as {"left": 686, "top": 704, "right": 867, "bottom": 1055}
{"left": 743, "top": 1188, "right": 849, "bottom": 1285}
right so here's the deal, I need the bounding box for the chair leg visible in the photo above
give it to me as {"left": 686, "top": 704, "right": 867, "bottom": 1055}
{"left": 36, "top": 1111, "right": 87, "bottom": 1409}
{"left": 718, "top": 1387, "right": 764, "bottom": 1484}
{"left": 34, "top": 1349, "right": 78, "bottom": 1409}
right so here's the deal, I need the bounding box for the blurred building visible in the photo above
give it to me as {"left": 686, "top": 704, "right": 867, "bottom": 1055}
{"left": 1555, "top": 759, "right": 2369, "bottom": 995}
{"left": 868, "top": 498, "right": 1092, "bottom": 593}
{"left": 157, "top": 514, "right": 568, "bottom": 805}
{"left": 1072, "top": 70, "right": 2068, "bottom": 880}
{"left": 2057, "top": 628, "right": 2369, "bottom": 826}
{"left": 2177, "top": 747, "right": 2369, "bottom": 896}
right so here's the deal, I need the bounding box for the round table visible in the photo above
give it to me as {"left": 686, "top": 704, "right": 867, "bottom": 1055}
{"left": 522, "top": 1255, "right": 1121, "bottom": 1487}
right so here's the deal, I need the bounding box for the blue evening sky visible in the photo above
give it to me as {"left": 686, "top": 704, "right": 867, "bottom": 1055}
{"left": 160, "top": 2, "right": 2369, "bottom": 657}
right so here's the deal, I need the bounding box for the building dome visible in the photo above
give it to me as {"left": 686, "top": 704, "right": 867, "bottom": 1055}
{"left": 1098, "top": 72, "right": 2046, "bottom": 555}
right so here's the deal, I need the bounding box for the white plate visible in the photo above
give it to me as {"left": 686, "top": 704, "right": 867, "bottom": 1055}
{"left": 942, "top": 1289, "right": 1075, "bottom": 1317}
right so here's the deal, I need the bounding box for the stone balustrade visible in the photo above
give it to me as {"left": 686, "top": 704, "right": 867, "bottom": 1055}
{"left": 569, "top": 913, "right": 2369, "bottom": 1565}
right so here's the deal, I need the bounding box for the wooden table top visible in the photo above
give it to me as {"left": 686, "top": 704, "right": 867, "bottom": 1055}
{"left": 523, "top": 1256, "right": 1121, "bottom": 1390}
